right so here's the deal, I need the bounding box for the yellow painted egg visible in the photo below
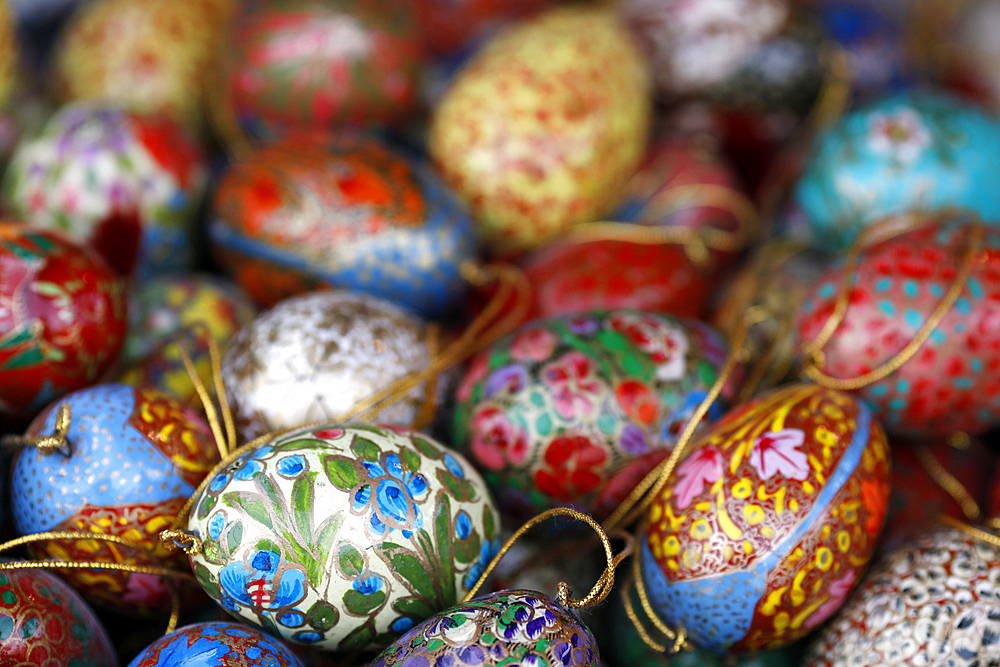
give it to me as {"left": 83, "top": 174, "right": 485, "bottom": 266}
{"left": 428, "top": 6, "right": 652, "bottom": 254}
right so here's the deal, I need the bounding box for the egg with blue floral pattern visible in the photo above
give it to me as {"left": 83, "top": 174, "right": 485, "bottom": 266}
{"left": 370, "top": 589, "right": 599, "bottom": 667}
{"left": 793, "top": 91, "right": 1000, "bottom": 253}
{"left": 187, "top": 423, "right": 500, "bottom": 653}
{"left": 452, "top": 310, "right": 732, "bottom": 523}
{"left": 127, "top": 622, "right": 303, "bottom": 667}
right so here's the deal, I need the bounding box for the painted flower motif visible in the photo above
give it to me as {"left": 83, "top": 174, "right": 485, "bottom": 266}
{"left": 542, "top": 352, "right": 603, "bottom": 421}
{"left": 609, "top": 313, "right": 688, "bottom": 381}
{"left": 353, "top": 452, "right": 430, "bottom": 538}
{"left": 455, "top": 510, "right": 472, "bottom": 540}
{"left": 484, "top": 364, "right": 529, "bottom": 398}
{"left": 469, "top": 406, "right": 530, "bottom": 471}
{"left": 511, "top": 327, "right": 558, "bottom": 362}
{"left": 619, "top": 424, "right": 649, "bottom": 456}
{"left": 463, "top": 535, "right": 501, "bottom": 591}
{"left": 566, "top": 316, "right": 600, "bottom": 337}
{"left": 208, "top": 446, "right": 274, "bottom": 493}
{"left": 868, "top": 108, "right": 931, "bottom": 164}
{"left": 673, "top": 445, "right": 724, "bottom": 509}
{"left": 208, "top": 511, "right": 227, "bottom": 540}
{"left": 659, "top": 390, "right": 724, "bottom": 443}
{"left": 314, "top": 428, "right": 345, "bottom": 440}
{"left": 615, "top": 379, "right": 659, "bottom": 426}
{"left": 806, "top": 570, "right": 857, "bottom": 629}
{"left": 533, "top": 435, "right": 608, "bottom": 503}
{"left": 218, "top": 549, "right": 308, "bottom": 616}
{"left": 276, "top": 455, "right": 306, "bottom": 478}
{"left": 496, "top": 599, "right": 559, "bottom": 643}
{"left": 749, "top": 429, "right": 809, "bottom": 481}
{"left": 861, "top": 478, "right": 889, "bottom": 536}
{"left": 353, "top": 572, "right": 384, "bottom": 596}
{"left": 443, "top": 453, "right": 464, "bottom": 478}
{"left": 457, "top": 353, "right": 490, "bottom": 402}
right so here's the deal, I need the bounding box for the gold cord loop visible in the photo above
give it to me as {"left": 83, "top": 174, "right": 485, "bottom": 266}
{"left": 916, "top": 444, "right": 981, "bottom": 522}
{"left": 940, "top": 514, "right": 1000, "bottom": 550}
{"left": 629, "top": 539, "right": 691, "bottom": 654}
{"left": 160, "top": 529, "right": 204, "bottom": 557}
{"left": 801, "top": 211, "right": 985, "bottom": 391}
{"left": 461, "top": 507, "right": 629, "bottom": 610}
{"left": 1, "top": 403, "right": 72, "bottom": 456}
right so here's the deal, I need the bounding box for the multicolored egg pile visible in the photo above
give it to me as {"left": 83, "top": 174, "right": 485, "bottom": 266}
{"left": 6, "top": 1, "right": 1000, "bottom": 666}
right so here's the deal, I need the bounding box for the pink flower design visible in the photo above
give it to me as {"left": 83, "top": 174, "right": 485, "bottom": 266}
{"left": 122, "top": 573, "right": 169, "bottom": 606}
{"left": 469, "top": 406, "right": 529, "bottom": 471}
{"left": 806, "top": 570, "right": 857, "bottom": 629}
{"left": 869, "top": 108, "right": 931, "bottom": 164}
{"left": 609, "top": 313, "right": 689, "bottom": 381}
{"left": 673, "top": 445, "right": 724, "bottom": 509}
{"left": 749, "top": 429, "right": 809, "bottom": 481}
{"left": 456, "top": 353, "right": 490, "bottom": 402}
{"left": 511, "top": 327, "right": 558, "bottom": 362}
{"left": 542, "top": 351, "right": 603, "bottom": 420}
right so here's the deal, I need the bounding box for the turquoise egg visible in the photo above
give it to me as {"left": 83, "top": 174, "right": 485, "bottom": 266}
{"left": 794, "top": 91, "right": 1000, "bottom": 252}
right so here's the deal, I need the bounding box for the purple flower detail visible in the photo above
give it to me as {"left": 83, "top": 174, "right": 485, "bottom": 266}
{"left": 483, "top": 364, "right": 529, "bottom": 398}
{"left": 566, "top": 316, "right": 600, "bottom": 337}
{"left": 620, "top": 425, "right": 648, "bottom": 456}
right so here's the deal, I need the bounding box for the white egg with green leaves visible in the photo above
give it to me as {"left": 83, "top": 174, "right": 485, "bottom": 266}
{"left": 186, "top": 423, "right": 501, "bottom": 653}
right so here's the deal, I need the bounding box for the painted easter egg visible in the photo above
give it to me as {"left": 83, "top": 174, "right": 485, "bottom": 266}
{"left": 804, "top": 526, "right": 1000, "bottom": 666}
{"left": 0, "top": 567, "right": 118, "bottom": 667}
{"left": 10, "top": 383, "right": 220, "bottom": 616}
{"left": 370, "top": 590, "right": 598, "bottom": 667}
{"left": 187, "top": 424, "right": 500, "bottom": 652}
{"left": 53, "top": 0, "right": 235, "bottom": 134}
{"left": 413, "top": 0, "right": 553, "bottom": 56}
{"left": 639, "top": 383, "right": 891, "bottom": 653}
{"left": 209, "top": 133, "right": 476, "bottom": 316}
{"left": 452, "top": 310, "right": 732, "bottom": 521}
{"left": 219, "top": 0, "right": 422, "bottom": 142}
{"left": 884, "top": 434, "right": 992, "bottom": 552}
{"left": 0, "top": 225, "right": 127, "bottom": 422}
{"left": 222, "top": 291, "right": 447, "bottom": 443}
{"left": 793, "top": 91, "right": 1000, "bottom": 253}
{"left": 520, "top": 241, "right": 711, "bottom": 322}
{"left": 3, "top": 103, "right": 208, "bottom": 278}
{"left": 428, "top": 6, "right": 652, "bottom": 254}
{"left": 796, "top": 213, "right": 1000, "bottom": 436}
{"left": 128, "top": 622, "right": 303, "bottom": 667}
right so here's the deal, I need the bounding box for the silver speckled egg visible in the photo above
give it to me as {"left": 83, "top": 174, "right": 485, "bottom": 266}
{"left": 222, "top": 291, "right": 446, "bottom": 442}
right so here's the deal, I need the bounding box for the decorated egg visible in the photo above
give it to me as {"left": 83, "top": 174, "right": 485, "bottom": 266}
{"left": 128, "top": 622, "right": 303, "bottom": 667}
{"left": 0, "top": 225, "right": 127, "bottom": 422}
{"left": 428, "top": 6, "right": 652, "bottom": 254}
{"left": 10, "top": 383, "right": 220, "bottom": 616}
{"left": 520, "top": 240, "right": 711, "bottom": 321}
{"left": 884, "top": 434, "right": 992, "bottom": 551}
{"left": 218, "top": 0, "right": 423, "bottom": 142}
{"left": 222, "top": 291, "right": 448, "bottom": 443}
{"left": 187, "top": 424, "right": 500, "bottom": 652}
{"left": 793, "top": 91, "right": 1000, "bottom": 253}
{"left": 452, "top": 310, "right": 732, "bottom": 521}
{"left": 0, "top": 567, "right": 118, "bottom": 666}
{"left": 639, "top": 383, "right": 890, "bottom": 653}
{"left": 804, "top": 525, "right": 1000, "bottom": 666}
{"left": 796, "top": 213, "right": 1000, "bottom": 436}
{"left": 370, "top": 589, "right": 598, "bottom": 667}
{"left": 53, "top": 0, "right": 235, "bottom": 134}
{"left": 3, "top": 103, "right": 208, "bottom": 277}
{"left": 209, "top": 133, "right": 476, "bottom": 316}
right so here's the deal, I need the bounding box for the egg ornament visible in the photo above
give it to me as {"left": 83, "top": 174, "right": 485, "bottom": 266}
{"left": 9, "top": 383, "right": 220, "bottom": 616}
{"left": 638, "top": 383, "right": 891, "bottom": 653}
{"left": 369, "top": 589, "right": 598, "bottom": 667}
{"left": 221, "top": 291, "right": 449, "bottom": 443}
{"left": 186, "top": 424, "right": 501, "bottom": 652}
{"left": 0, "top": 225, "right": 127, "bottom": 422}
{"left": 127, "top": 622, "right": 304, "bottom": 667}
{"left": 117, "top": 274, "right": 257, "bottom": 404}
{"left": 793, "top": 91, "right": 1000, "bottom": 253}
{"left": 428, "top": 6, "right": 652, "bottom": 254}
{"left": 3, "top": 103, "right": 208, "bottom": 278}
{"left": 218, "top": 0, "right": 423, "bottom": 143}
{"left": 0, "top": 567, "right": 118, "bottom": 667}
{"left": 796, "top": 213, "right": 1000, "bottom": 436}
{"left": 452, "top": 310, "right": 732, "bottom": 522}
{"left": 209, "top": 133, "right": 476, "bottom": 317}
{"left": 804, "top": 525, "right": 1000, "bottom": 666}
{"left": 53, "top": 0, "right": 235, "bottom": 135}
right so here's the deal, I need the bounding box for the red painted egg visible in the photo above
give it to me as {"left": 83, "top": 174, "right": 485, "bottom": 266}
{"left": 220, "top": 0, "right": 423, "bottom": 142}
{"left": 413, "top": 0, "right": 554, "bottom": 56}
{"left": 639, "top": 383, "right": 891, "bottom": 653}
{"left": 0, "top": 225, "right": 127, "bottom": 422}
{"left": 0, "top": 568, "right": 117, "bottom": 667}
{"left": 797, "top": 213, "right": 1000, "bottom": 436}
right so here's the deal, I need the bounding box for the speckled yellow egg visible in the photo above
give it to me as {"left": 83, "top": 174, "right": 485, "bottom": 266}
{"left": 53, "top": 0, "right": 234, "bottom": 134}
{"left": 428, "top": 6, "right": 652, "bottom": 254}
